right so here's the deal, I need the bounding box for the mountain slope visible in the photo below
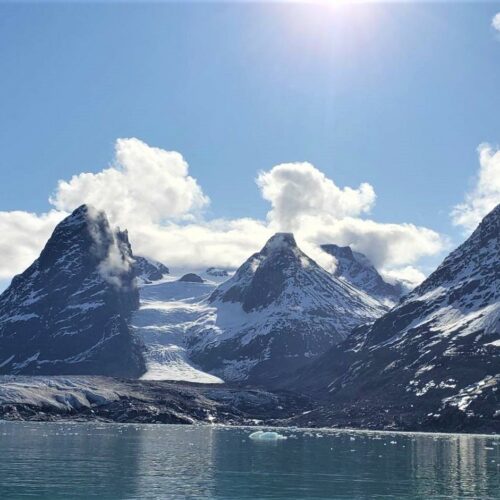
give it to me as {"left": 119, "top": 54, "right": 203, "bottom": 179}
{"left": 0, "top": 205, "right": 145, "bottom": 377}
{"left": 290, "top": 204, "right": 500, "bottom": 431}
{"left": 187, "top": 233, "right": 387, "bottom": 384}
{"left": 320, "top": 244, "right": 405, "bottom": 304}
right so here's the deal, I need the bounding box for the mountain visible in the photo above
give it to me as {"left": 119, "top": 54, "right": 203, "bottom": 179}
{"left": 0, "top": 205, "right": 145, "bottom": 377}
{"left": 133, "top": 256, "right": 169, "bottom": 284}
{"left": 178, "top": 273, "right": 204, "bottom": 283}
{"left": 290, "top": 204, "right": 500, "bottom": 432}
{"left": 320, "top": 243, "right": 406, "bottom": 304}
{"left": 187, "top": 233, "right": 387, "bottom": 384}
{"left": 206, "top": 267, "right": 229, "bottom": 278}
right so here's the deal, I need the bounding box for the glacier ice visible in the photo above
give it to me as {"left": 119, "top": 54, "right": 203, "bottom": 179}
{"left": 249, "top": 430, "right": 287, "bottom": 441}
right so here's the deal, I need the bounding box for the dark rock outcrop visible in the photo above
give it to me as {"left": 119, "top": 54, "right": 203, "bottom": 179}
{"left": 178, "top": 273, "right": 204, "bottom": 283}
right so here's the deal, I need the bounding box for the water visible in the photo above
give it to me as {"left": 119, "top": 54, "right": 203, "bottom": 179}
{"left": 0, "top": 422, "right": 499, "bottom": 499}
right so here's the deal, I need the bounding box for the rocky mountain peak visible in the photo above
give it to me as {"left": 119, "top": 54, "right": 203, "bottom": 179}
{"left": 320, "top": 243, "right": 405, "bottom": 304}
{"left": 191, "top": 234, "right": 387, "bottom": 383}
{"left": 402, "top": 202, "right": 499, "bottom": 311}
{"left": 132, "top": 256, "right": 169, "bottom": 284}
{"left": 0, "top": 205, "right": 144, "bottom": 377}
{"left": 210, "top": 232, "right": 315, "bottom": 312}
{"left": 261, "top": 232, "right": 298, "bottom": 254}
{"left": 321, "top": 243, "right": 355, "bottom": 262}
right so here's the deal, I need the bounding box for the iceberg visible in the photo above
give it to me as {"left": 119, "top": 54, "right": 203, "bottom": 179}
{"left": 249, "top": 430, "right": 287, "bottom": 441}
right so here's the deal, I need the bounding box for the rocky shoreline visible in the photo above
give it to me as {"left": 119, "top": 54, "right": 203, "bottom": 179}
{"left": 0, "top": 376, "right": 310, "bottom": 426}
{"left": 0, "top": 376, "right": 498, "bottom": 434}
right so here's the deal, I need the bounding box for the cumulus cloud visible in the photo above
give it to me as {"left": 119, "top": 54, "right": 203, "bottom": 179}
{"left": 492, "top": 13, "right": 500, "bottom": 33}
{"left": 254, "top": 161, "right": 443, "bottom": 280}
{"left": 0, "top": 137, "right": 449, "bottom": 288}
{"left": 257, "top": 162, "right": 375, "bottom": 231}
{"left": 451, "top": 143, "right": 500, "bottom": 232}
{"left": 50, "top": 137, "right": 209, "bottom": 226}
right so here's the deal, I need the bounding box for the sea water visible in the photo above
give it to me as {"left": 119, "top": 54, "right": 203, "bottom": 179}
{"left": 0, "top": 421, "right": 498, "bottom": 499}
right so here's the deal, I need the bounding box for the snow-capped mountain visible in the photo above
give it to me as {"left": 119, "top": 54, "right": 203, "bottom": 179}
{"left": 132, "top": 256, "right": 169, "bottom": 284}
{"left": 291, "top": 204, "right": 500, "bottom": 430}
{"left": 320, "top": 243, "right": 406, "bottom": 304}
{"left": 186, "top": 233, "right": 388, "bottom": 384}
{"left": 0, "top": 205, "right": 145, "bottom": 377}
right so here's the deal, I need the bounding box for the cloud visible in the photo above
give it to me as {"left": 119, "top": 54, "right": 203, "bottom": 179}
{"left": 492, "top": 13, "right": 500, "bottom": 33}
{"left": 0, "top": 137, "right": 448, "bottom": 288}
{"left": 0, "top": 210, "right": 66, "bottom": 280}
{"left": 257, "top": 162, "right": 375, "bottom": 231}
{"left": 255, "top": 161, "right": 443, "bottom": 280}
{"left": 451, "top": 143, "right": 500, "bottom": 232}
{"left": 50, "top": 137, "right": 209, "bottom": 226}
{"left": 380, "top": 266, "right": 426, "bottom": 290}
{"left": 293, "top": 215, "right": 445, "bottom": 270}
{"left": 127, "top": 217, "right": 271, "bottom": 271}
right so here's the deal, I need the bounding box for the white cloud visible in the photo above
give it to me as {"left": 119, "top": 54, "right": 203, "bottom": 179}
{"left": 257, "top": 161, "right": 375, "bottom": 231}
{"left": 0, "top": 210, "right": 66, "bottom": 280}
{"left": 50, "top": 137, "right": 209, "bottom": 226}
{"left": 253, "top": 161, "right": 444, "bottom": 281}
{"left": 492, "top": 13, "right": 500, "bottom": 33}
{"left": 126, "top": 217, "right": 271, "bottom": 272}
{"left": 0, "top": 137, "right": 449, "bottom": 288}
{"left": 380, "top": 266, "right": 426, "bottom": 290}
{"left": 293, "top": 215, "right": 445, "bottom": 270}
{"left": 451, "top": 143, "right": 500, "bottom": 232}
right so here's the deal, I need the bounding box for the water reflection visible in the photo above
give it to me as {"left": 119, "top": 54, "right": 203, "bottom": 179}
{"left": 411, "top": 434, "right": 495, "bottom": 499}
{"left": 0, "top": 422, "right": 498, "bottom": 499}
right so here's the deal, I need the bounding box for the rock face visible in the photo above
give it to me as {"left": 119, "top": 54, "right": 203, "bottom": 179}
{"left": 0, "top": 205, "right": 145, "bottom": 378}
{"left": 187, "top": 233, "right": 387, "bottom": 384}
{"left": 320, "top": 244, "right": 406, "bottom": 304}
{"left": 178, "top": 273, "right": 204, "bottom": 283}
{"left": 133, "top": 256, "right": 169, "bottom": 284}
{"left": 290, "top": 204, "right": 500, "bottom": 432}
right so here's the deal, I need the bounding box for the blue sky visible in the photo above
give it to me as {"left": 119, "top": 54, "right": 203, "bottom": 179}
{"left": 1, "top": 1, "right": 500, "bottom": 284}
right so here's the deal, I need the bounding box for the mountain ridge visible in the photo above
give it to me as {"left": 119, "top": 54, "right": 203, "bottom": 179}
{"left": 320, "top": 243, "right": 406, "bottom": 304}
{"left": 285, "top": 204, "right": 500, "bottom": 431}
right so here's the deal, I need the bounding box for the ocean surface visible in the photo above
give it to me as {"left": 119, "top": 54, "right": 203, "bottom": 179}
{"left": 0, "top": 421, "right": 499, "bottom": 499}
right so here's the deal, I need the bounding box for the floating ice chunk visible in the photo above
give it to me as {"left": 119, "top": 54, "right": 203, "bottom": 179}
{"left": 249, "top": 431, "right": 287, "bottom": 441}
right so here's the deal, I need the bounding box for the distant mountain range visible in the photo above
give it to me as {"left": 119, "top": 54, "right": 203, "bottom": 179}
{"left": 0, "top": 202, "right": 498, "bottom": 432}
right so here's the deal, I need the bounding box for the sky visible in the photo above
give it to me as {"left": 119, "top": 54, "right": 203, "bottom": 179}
{"left": 1, "top": 1, "right": 500, "bottom": 288}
